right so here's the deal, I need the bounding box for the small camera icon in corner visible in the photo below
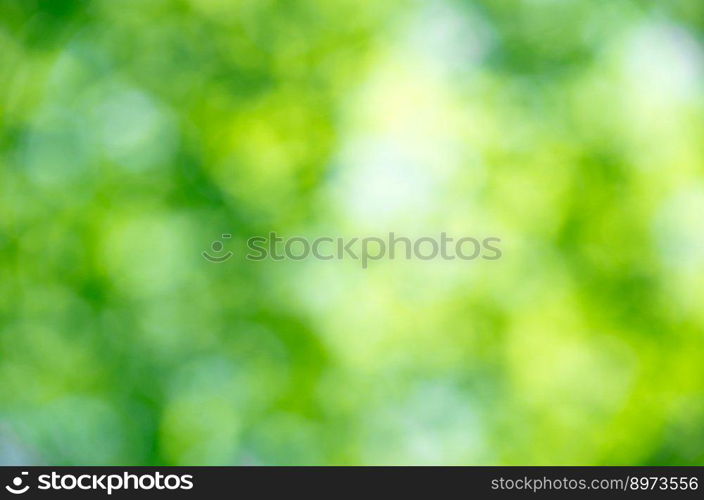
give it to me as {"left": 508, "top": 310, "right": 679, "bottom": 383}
{"left": 202, "top": 233, "right": 233, "bottom": 263}
{"left": 5, "top": 471, "right": 29, "bottom": 495}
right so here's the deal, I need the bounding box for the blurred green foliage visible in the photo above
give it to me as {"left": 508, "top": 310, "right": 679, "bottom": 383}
{"left": 1, "top": 0, "right": 704, "bottom": 465}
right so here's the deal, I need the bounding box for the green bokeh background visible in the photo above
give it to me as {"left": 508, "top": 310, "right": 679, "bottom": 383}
{"left": 1, "top": 0, "right": 704, "bottom": 465}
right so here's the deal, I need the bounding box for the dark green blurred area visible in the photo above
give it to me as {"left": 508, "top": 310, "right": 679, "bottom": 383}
{"left": 1, "top": 0, "right": 704, "bottom": 465}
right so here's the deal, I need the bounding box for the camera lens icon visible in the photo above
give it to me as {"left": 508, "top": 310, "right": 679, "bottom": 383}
{"left": 5, "top": 472, "right": 29, "bottom": 495}
{"left": 202, "top": 234, "right": 233, "bottom": 263}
